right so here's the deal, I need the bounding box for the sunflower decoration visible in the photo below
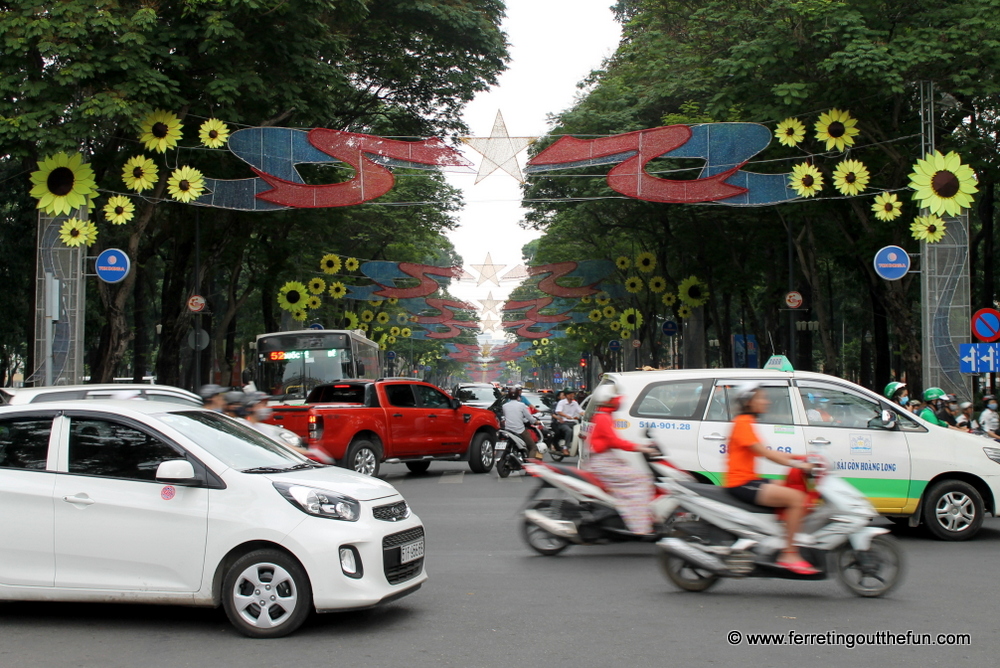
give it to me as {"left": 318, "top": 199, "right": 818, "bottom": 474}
{"left": 620, "top": 308, "right": 643, "bottom": 330}
{"left": 277, "top": 281, "right": 308, "bottom": 312}
{"left": 29, "top": 152, "right": 98, "bottom": 216}
{"left": 58, "top": 217, "right": 88, "bottom": 247}
{"left": 869, "top": 192, "right": 903, "bottom": 222}
{"left": 602, "top": 305, "right": 617, "bottom": 319}
{"left": 308, "top": 277, "right": 326, "bottom": 295}
{"left": 621, "top": 329, "right": 632, "bottom": 340}
{"left": 359, "top": 323, "right": 369, "bottom": 332}
{"left": 677, "top": 305, "right": 693, "bottom": 319}
{"left": 401, "top": 327, "right": 412, "bottom": 338}
{"left": 532, "top": 339, "right": 540, "bottom": 347}
{"left": 345, "top": 257, "right": 360, "bottom": 271}
{"left": 911, "top": 215, "right": 947, "bottom": 243}
{"left": 198, "top": 118, "right": 230, "bottom": 149}
{"left": 789, "top": 162, "right": 823, "bottom": 198}
{"left": 122, "top": 155, "right": 159, "bottom": 192}
{"left": 615, "top": 256, "right": 631, "bottom": 270}
{"left": 167, "top": 166, "right": 206, "bottom": 203}
{"left": 81, "top": 220, "right": 99, "bottom": 247}
{"left": 648, "top": 276, "right": 667, "bottom": 293}
{"left": 589, "top": 309, "right": 602, "bottom": 322}
{"left": 566, "top": 327, "right": 575, "bottom": 335}
{"left": 580, "top": 295, "right": 592, "bottom": 305}
{"left": 368, "top": 299, "right": 382, "bottom": 307}
{"left": 103, "top": 195, "right": 135, "bottom": 225}
{"left": 774, "top": 117, "right": 806, "bottom": 147}
{"left": 388, "top": 336, "right": 397, "bottom": 345}
{"left": 396, "top": 313, "right": 409, "bottom": 324}
{"left": 908, "top": 150, "right": 978, "bottom": 216}
{"left": 625, "top": 276, "right": 644, "bottom": 294}
{"left": 635, "top": 251, "right": 656, "bottom": 273}
{"left": 595, "top": 292, "right": 611, "bottom": 306}
{"left": 678, "top": 275, "right": 709, "bottom": 307}
{"left": 541, "top": 338, "right": 550, "bottom": 346}
{"left": 361, "top": 310, "right": 375, "bottom": 323}
{"left": 307, "top": 295, "right": 322, "bottom": 310}
{"left": 390, "top": 326, "right": 401, "bottom": 336}
{"left": 662, "top": 292, "right": 678, "bottom": 307}
{"left": 344, "top": 312, "right": 360, "bottom": 329}
{"left": 388, "top": 297, "right": 399, "bottom": 305}
{"left": 814, "top": 108, "right": 859, "bottom": 152}
{"left": 139, "top": 109, "right": 183, "bottom": 153}
{"left": 328, "top": 282, "right": 347, "bottom": 299}
{"left": 291, "top": 309, "right": 308, "bottom": 322}
{"left": 609, "top": 321, "right": 621, "bottom": 331}
{"left": 320, "top": 254, "right": 342, "bottom": 274}
{"left": 832, "top": 159, "right": 870, "bottom": 196}
{"left": 376, "top": 312, "right": 390, "bottom": 325}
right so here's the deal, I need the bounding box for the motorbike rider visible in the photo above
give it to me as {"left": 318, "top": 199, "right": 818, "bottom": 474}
{"left": 583, "top": 384, "right": 658, "bottom": 535}
{"left": 553, "top": 389, "right": 583, "bottom": 455}
{"left": 199, "top": 384, "right": 226, "bottom": 412}
{"left": 979, "top": 395, "right": 1000, "bottom": 440}
{"left": 502, "top": 387, "right": 543, "bottom": 460}
{"left": 919, "top": 388, "right": 964, "bottom": 431}
{"left": 884, "top": 381, "right": 909, "bottom": 408}
{"left": 724, "top": 383, "right": 817, "bottom": 575}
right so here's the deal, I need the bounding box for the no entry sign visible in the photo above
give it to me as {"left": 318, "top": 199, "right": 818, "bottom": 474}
{"left": 972, "top": 308, "right": 1000, "bottom": 343}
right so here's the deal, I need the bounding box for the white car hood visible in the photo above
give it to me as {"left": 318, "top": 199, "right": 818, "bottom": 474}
{"left": 266, "top": 466, "right": 399, "bottom": 501}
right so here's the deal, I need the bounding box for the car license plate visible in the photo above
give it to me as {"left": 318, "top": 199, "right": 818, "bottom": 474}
{"left": 400, "top": 539, "right": 424, "bottom": 564}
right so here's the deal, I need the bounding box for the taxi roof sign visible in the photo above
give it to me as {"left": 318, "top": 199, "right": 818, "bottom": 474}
{"left": 763, "top": 354, "right": 794, "bottom": 371}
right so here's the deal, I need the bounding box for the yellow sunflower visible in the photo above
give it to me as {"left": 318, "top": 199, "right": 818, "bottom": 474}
{"left": 832, "top": 159, "right": 870, "bottom": 196}
{"left": 345, "top": 257, "right": 360, "bottom": 271}
{"left": 139, "top": 109, "right": 183, "bottom": 153}
{"left": 379, "top": 342, "right": 388, "bottom": 351}
{"left": 307, "top": 295, "right": 322, "bottom": 310}
{"left": 678, "top": 276, "right": 709, "bottom": 307}
{"left": 376, "top": 312, "right": 390, "bottom": 325}
{"left": 320, "top": 254, "right": 342, "bottom": 274}
{"left": 589, "top": 309, "right": 602, "bottom": 322}
{"left": 814, "top": 108, "right": 860, "bottom": 152}
{"left": 621, "top": 329, "right": 632, "bottom": 340}
{"left": 291, "top": 309, "right": 308, "bottom": 322}
{"left": 636, "top": 251, "right": 656, "bottom": 273}
{"left": 532, "top": 339, "right": 540, "bottom": 347}
{"left": 388, "top": 336, "right": 397, "bottom": 345}
{"left": 388, "top": 297, "right": 398, "bottom": 305}
{"left": 401, "top": 327, "right": 412, "bottom": 338}
{"left": 595, "top": 292, "right": 611, "bottom": 306}
{"left": 167, "top": 166, "right": 206, "bottom": 203}
{"left": 58, "top": 217, "right": 88, "bottom": 247}
{"left": 81, "top": 221, "right": 99, "bottom": 246}
{"left": 775, "top": 117, "right": 806, "bottom": 147}
{"left": 566, "top": 327, "right": 575, "bottom": 335}
{"left": 29, "top": 152, "right": 98, "bottom": 216}
{"left": 344, "top": 312, "right": 360, "bottom": 329}
{"left": 541, "top": 338, "right": 550, "bottom": 345}
{"left": 103, "top": 195, "right": 135, "bottom": 225}
{"left": 648, "top": 276, "right": 667, "bottom": 293}
{"left": 122, "top": 155, "right": 159, "bottom": 192}
{"left": 580, "top": 295, "right": 592, "bottom": 304}
{"left": 361, "top": 310, "right": 375, "bottom": 323}
{"left": 390, "top": 326, "right": 401, "bottom": 336}
{"left": 789, "top": 162, "right": 823, "bottom": 198}
{"left": 359, "top": 323, "right": 369, "bottom": 332}
{"left": 603, "top": 305, "right": 617, "bottom": 319}
{"left": 908, "top": 150, "right": 978, "bottom": 216}
{"left": 871, "top": 192, "right": 903, "bottom": 221}
{"left": 396, "top": 313, "right": 409, "bottom": 324}
{"left": 911, "top": 215, "right": 947, "bottom": 243}
{"left": 677, "top": 305, "right": 693, "bottom": 319}
{"left": 198, "top": 118, "right": 230, "bottom": 149}
{"left": 662, "top": 292, "right": 677, "bottom": 306}
{"left": 615, "top": 256, "right": 631, "bottom": 270}
{"left": 368, "top": 299, "right": 382, "bottom": 307}
{"left": 277, "top": 281, "right": 308, "bottom": 312}
{"left": 620, "top": 308, "right": 643, "bottom": 330}
{"left": 308, "top": 277, "right": 326, "bottom": 294}
{"left": 609, "top": 321, "right": 621, "bottom": 331}
{"left": 625, "top": 276, "right": 644, "bottom": 293}
{"left": 328, "top": 282, "right": 347, "bottom": 299}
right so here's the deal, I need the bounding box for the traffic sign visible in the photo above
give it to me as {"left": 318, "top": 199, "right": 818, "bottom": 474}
{"left": 609, "top": 339, "right": 622, "bottom": 352}
{"left": 784, "top": 291, "right": 804, "bottom": 309}
{"left": 387, "top": 351, "right": 397, "bottom": 360}
{"left": 662, "top": 320, "right": 678, "bottom": 336}
{"left": 960, "top": 343, "right": 1000, "bottom": 373}
{"left": 631, "top": 339, "right": 642, "bottom": 348}
{"left": 94, "top": 248, "right": 130, "bottom": 284}
{"left": 187, "top": 294, "right": 207, "bottom": 313}
{"left": 307, "top": 323, "right": 324, "bottom": 330}
{"left": 972, "top": 308, "right": 1000, "bottom": 343}
{"left": 186, "top": 328, "right": 209, "bottom": 351}
{"left": 553, "top": 373, "right": 563, "bottom": 384}
{"left": 873, "top": 245, "right": 910, "bottom": 281}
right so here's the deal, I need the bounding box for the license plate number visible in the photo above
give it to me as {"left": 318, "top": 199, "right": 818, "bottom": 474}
{"left": 400, "top": 539, "right": 424, "bottom": 564}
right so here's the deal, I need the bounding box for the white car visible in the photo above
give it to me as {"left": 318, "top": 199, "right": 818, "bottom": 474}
{"left": 0, "top": 383, "right": 201, "bottom": 406}
{"left": 0, "top": 401, "right": 426, "bottom": 637}
{"left": 583, "top": 368, "right": 1000, "bottom": 540}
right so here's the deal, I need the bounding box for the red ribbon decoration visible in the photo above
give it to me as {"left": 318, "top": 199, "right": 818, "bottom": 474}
{"left": 528, "top": 125, "right": 748, "bottom": 203}
{"left": 530, "top": 262, "right": 597, "bottom": 298}
{"left": 414, "top": 298, "right": 479, "bottom": 339}
{"left": 373, "top": 263, "right": 463, "bottom": 299}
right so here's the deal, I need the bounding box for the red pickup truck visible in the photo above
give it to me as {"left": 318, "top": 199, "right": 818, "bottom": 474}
{"left": 267, "top": 379, "right": 499, "bottom": 477}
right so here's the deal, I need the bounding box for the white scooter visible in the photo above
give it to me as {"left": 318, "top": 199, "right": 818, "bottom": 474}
{"left": 655, "top": 454, "right": 904, "bottom": 597}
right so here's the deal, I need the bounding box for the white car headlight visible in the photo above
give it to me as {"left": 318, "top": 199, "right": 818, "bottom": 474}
{"left": 273, "top": 482, "right": 360, "bottom": 521}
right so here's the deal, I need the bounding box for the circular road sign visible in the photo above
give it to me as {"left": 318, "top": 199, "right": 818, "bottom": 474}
{"left": 187, "top": 328, "right": 209, "bottom": 351}
{"left": 873, "top": 245, "right": 911, "bottom": 281}
{"left": 784, "top": 291, "right": 804, "bottom": 309}
{"left": 609, "top": 339, "right": 622, "bottom": 352}
{"left": 632, "top": 339, "right": 642, "bottom": 348}
{"left": 187, "top": 295, "right": 207, "bottom": 313}
{"left": 387, "top": 351, "right": 397, "bottom": 360}
{"left": 662, "top": 320, "right": 678, "bottom": 337}
{"left": 972, "top": 308, "right": 1000, "bottom": 343}
{"left": 94, "top": 248, "right": 131, "bottom": 284}
{"left": 307, "top": 323, "right": 324, "bottom": 330}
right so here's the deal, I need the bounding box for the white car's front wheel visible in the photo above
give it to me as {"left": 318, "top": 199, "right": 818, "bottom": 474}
{"left": 922, "top": 479, "right": 984, "bottom": 541}
{"left": 223, "top": 549, "right": 312, "bottom": 638}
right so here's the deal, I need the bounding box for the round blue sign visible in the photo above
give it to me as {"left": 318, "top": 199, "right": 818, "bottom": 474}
{"left": 873, "top": 245, "right": 910, "bottom": 281}
{"left": 307, "top": 323, "right": 324, "bottom": 330}
{"left": 386, "top": 351, "right": 397, "bottom": 360}
{"left": 662, "top": 320, "right": 679, "bottom": 336}
{"left": 94, "top": 248, "right": 130, "bottom": 284}
{"left": 609, "top": 339, "right": 622, "bottom": 352}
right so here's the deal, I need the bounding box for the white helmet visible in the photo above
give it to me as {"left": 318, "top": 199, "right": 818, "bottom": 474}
{"left": 733, "top": 382, "right": 762, "bottom": 411}
{"left": 592, "top": 382, "right": 619, "bottom": 406}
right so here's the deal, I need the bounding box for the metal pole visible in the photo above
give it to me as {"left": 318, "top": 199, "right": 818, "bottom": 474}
{"left": 44, "top": 272, "right": 55, "bottom": 386}
{"left": 194, "top": 209, "right": 201, "bottom": 390}
{"left": 788, "top": 219, "right": 796, "bottom": 363}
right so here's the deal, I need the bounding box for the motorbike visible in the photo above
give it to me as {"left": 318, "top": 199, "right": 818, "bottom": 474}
{"left": 655, "top": 454, "right": 904, "bottom": 597}
{"left": 547, "top": 421, "right": 580, "bottom": 462}
{"left": 495, "top": 422, "right": 556, "bottom": 478}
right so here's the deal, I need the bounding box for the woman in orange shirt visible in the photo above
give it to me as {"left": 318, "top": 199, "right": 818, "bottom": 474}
{"left": 726, "top": 384, "right": 816, "bottom": 575}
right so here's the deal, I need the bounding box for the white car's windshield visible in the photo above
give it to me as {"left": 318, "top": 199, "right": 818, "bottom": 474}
{"left": 158, "top": 411, "right": 315, "bottom": 472}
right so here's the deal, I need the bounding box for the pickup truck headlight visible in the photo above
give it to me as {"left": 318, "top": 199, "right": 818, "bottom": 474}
{"left": 273, "top": 482, "right": 360, "bottom": 521}
{"left": 983, "top": 446, "right": 1000, "bottom": 465}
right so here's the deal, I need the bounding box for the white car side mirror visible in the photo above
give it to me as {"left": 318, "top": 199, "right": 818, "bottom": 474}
{"left": 156, "top": 459, "right": 196, "bottom": 483}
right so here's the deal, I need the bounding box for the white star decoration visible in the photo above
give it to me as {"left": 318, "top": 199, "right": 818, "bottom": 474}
{"left": 477, "top": 291, "right": 502, "bottom": 315}
{"left": 480, "top": 315, "right": 500, "bottom": 332}
{"left": 470, "top": 253, "right": 505, "bottom": 286}
{"left": 461, "top": 111, "right": 537, "bottom": 184}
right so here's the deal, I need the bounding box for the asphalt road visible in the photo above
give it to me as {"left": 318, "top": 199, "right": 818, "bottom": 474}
{"left": 2, "top": 460, "right": 998, "bottom": 668}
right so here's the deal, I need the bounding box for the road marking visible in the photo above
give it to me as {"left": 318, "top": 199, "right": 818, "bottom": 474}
{"left": 439, "top": 471, "right": 464, "bottom": 483}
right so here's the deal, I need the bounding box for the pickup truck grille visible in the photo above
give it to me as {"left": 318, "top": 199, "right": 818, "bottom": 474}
{"left": 382, "top": 526, "right": 424, "bottom": 585}
{"left": 373, "top": 500, "right": 410, "bottom": 522}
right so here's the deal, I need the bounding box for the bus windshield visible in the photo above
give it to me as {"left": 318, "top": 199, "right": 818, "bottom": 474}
{"left": 256, "top": 331, "right": 378, "bottom": 402}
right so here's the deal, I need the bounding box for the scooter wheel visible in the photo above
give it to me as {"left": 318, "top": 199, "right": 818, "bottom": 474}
{"left": 548, "top": 451, "right": 564, "bottom": 462}
{"left": 522, "top": 502, "right": 571, "bottom": 556}
{"left": 836, "top": 534, "right": 905, "bottom": 597}
{"left": 658, "top": 543, "right": 719, "bottom": 592}
{"left": 497, "top": 457, "right": 511, "bottom": 478}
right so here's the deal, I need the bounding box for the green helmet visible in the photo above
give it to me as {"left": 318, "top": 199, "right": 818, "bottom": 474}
{"left": 884, "top": 382, "right": 906, "bottom": 399}
{"left": 923, "top": 387, "right": 946, "bottom": 402}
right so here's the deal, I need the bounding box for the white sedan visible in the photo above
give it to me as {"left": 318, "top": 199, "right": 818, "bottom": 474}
{"left": 0, "top": 401, "right": 426, "bottom": 638}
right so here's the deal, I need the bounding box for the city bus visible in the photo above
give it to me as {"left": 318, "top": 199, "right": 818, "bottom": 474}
{"left": 253, "top": 329, "right": 380, "bottom": 403}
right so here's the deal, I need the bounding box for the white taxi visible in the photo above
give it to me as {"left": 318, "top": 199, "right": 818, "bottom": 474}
{"left": 0, "top": 401, "right": 426, "bottom": 637}
{"left": 582, "top": 367, "right": 1000, "bottom": 540}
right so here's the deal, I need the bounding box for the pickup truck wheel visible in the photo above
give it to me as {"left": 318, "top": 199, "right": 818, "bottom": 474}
{"left": 467, "top": 432, "right": 495, "bottom": 473}
{"left": 345, "top": 439, "right": 381, "bottom": 477}
{"left": 405, "top": 461, "right": 431, "bottom": 474}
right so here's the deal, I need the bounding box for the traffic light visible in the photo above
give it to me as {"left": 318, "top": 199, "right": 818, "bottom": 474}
{"left": 580, "top": 357, "right": 587, "bottom": 368}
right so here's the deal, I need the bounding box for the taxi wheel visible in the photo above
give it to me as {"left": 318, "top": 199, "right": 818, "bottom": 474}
{"left": 467, "top": 432, "right": 495, "bottom": 473}
{"left": 346, "top": 439, "right": 381, "bottom": 477}
{"left": 922, "top": 480, "right": 984, "bottom": 541}
{"left": 222, "top": 549, "right": 312, "bottom": 639}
